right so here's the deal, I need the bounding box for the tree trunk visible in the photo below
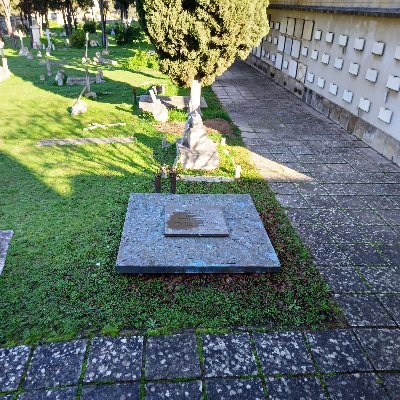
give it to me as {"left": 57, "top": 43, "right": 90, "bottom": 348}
{"left": 99, "top": 0, "right": 107, "bottom": 46}
{"left": 189, "top": 79, "right": 202, "bottom": 113}
{"left": 0, "top": 0, "right": 13, "bottom": 35}
{"left": 62, "top": 9, "right": 68, "bottom": 35}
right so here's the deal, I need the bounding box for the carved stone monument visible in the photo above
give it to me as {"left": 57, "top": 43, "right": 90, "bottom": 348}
{"left": 176, "top": 110, "right": 219, "bottom": 170}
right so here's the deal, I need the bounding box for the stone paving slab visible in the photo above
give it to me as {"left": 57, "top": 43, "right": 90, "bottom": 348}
{"left": 206, "top": 378, "right": 264, "bottom": 400}
{"left": 18, "top": 387, "right": 78, "bottom": 399}
{"left": 380, "top": 373, "right": 400, "bottom": 399}
{"left": 306, "top": 330, "right": 372, "bottom": 373}
{"left": 378, "top": 295, "right": 400, "bottom": 325}
{"left": 201, "top": 333, "right": 258, "bottom": 378}
{"left": 254, "top": 331, "right": 315, "bottom": 375}
{"left": 359, "top": 267, "right": 400, "bottom": 292}
{"left": 24, "top": 340, "right": 87, "bottom": 390}
{"left": 80, "top": 383, "right": 140, "bottom": 399}
{"left": 266, "top": 376, "right": 326, "bottom": 400}
{"left": 324, "top": 373, "right": 389, "bottom": 400}
{"left": 335, "top": 294, "right": 396, "bottom": 327}
{"left": 319, "top": 267, "right": 368, "bottom": 293}
{"left": 84, "top": 336, "right": 143, "bottom": 383}
{"left": 145, "top": 334, "right": 200, "bottom": 380}
{"left": 0, "top": 230, "right": 13, "bottom": 275}
{"left": 0, "top": 345, "right": 30, "bottom": 391}
{"left": 145, "top": 381, "right": 202, "bottom": 400}
{"left": 355, "top": 329, "right": 400, "bottom": 370}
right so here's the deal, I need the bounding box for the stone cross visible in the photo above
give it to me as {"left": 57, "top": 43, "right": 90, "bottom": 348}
{"left": 85, "top": 66, "right": 91, "bottom": 93}
{"left": 46, "top": 58, "right": 52, "bottom": 76}
{"left": 45, "top": 29, "right": 51, "bottom": 48}
{"left": 85, "top": 32, "right": 89, "bottom": 59}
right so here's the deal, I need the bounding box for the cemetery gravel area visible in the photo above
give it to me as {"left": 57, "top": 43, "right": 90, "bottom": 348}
{"left": 0, "top": 34, "right": 339, "bottom": 346}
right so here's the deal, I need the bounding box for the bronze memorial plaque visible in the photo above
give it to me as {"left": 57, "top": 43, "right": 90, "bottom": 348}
{"left": 164, "top": 204, "right": 229, "bottom": 237}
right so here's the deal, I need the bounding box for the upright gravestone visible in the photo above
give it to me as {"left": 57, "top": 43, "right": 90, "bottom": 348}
{"left": 0, "top": 38, "right": 4, "bottom": 57}
{"left": 45, "top": 29, "right": 52, "bottom": 48}
{"left": 31, "top": 24, "right": 41, "bottom": 49}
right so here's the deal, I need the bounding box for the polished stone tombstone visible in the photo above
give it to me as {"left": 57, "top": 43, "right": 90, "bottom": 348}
{"left": 116, "top": 194, "right": 280, "bottom": 273}
{"left": 31, "top": 24, "right": 41, "bottom": 49}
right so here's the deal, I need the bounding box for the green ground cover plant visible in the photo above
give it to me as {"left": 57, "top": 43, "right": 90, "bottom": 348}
{"left": 0, "top": 33, "right": 340, "bottom": 346}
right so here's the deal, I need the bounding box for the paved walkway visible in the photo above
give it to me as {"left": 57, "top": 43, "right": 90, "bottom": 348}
{"left": 1, "top": 62, "right": 400, "bottom": 399}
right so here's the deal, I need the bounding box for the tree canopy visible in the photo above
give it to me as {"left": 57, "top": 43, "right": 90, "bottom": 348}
{"left": 136, "top": 0, "right": 269, "bottom": 87}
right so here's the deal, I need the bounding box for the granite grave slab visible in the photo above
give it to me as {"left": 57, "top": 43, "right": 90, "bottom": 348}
{"left": 37, "top": 137, "right": 135, "bottom": 147}
{"left": 139, "top": 95, "right": 207, "bottom": 111}
{"left": 0, "top": 230, "right": 13, "bottom": 275}
{"left": 116, "top": 194, "right": 280, "bottom": 273}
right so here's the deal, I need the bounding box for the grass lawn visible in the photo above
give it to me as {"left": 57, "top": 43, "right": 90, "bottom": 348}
{"left": 0, "top": 32, "right": 340, "bottom": 346}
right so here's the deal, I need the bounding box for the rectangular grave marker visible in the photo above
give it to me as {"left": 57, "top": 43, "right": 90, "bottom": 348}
{"left": 164, "top": 205, "right": 229, "bottom": 237}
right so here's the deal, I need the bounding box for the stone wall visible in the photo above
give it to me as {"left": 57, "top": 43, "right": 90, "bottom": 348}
{"left": 247, "top": 6, "right": 400, "bottom": 166}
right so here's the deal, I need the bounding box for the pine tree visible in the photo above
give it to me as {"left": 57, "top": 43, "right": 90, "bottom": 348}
{"left": 136, "top": 0, "right": 269, "bottom": 109}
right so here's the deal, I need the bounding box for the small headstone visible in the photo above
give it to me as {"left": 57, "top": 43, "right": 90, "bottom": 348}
{"left": 90, "top": 40, "right": 98, "bottom": 47}
{"left": 221, "top": 138, "right": 226, "bottom": 146}
{"left": 83, "top": 91, "right": 97, "bottom": 100}
{"left": 95, "top": 68, "right": 104, "bottom": 83}
{"left": 102, "top": 49, "right": 109, "bottom": 56}
{"left": 235, "top": 165, "right": 242, "bottom": 179}
{"left": 148, "top": 89, "right": 169, "bottom": 123}
{"left": 51, "top": 43, "right": 55, "bottom": 51}
{"left": 19, "top": 47, "right": 29, "bottom": 56}
{"left": 40, "top": 74, "right": 45, "bottom": 81}
{"left": 37, "top": 50, "right": 43, "bottom": 58}
{"left": 26, "top": 52, "right": 34, "bottom": 60}
{"left": 65, "top": 38, "right": 70, "bottom": 45}
{"left": 111, "top": 28, "right": 115, "bottom": 36}
{"left": 71, "top": 100, "right": 88, "bottom": 116}
{"left": 55, "top": 70, "right": 64, "bottom": 86}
